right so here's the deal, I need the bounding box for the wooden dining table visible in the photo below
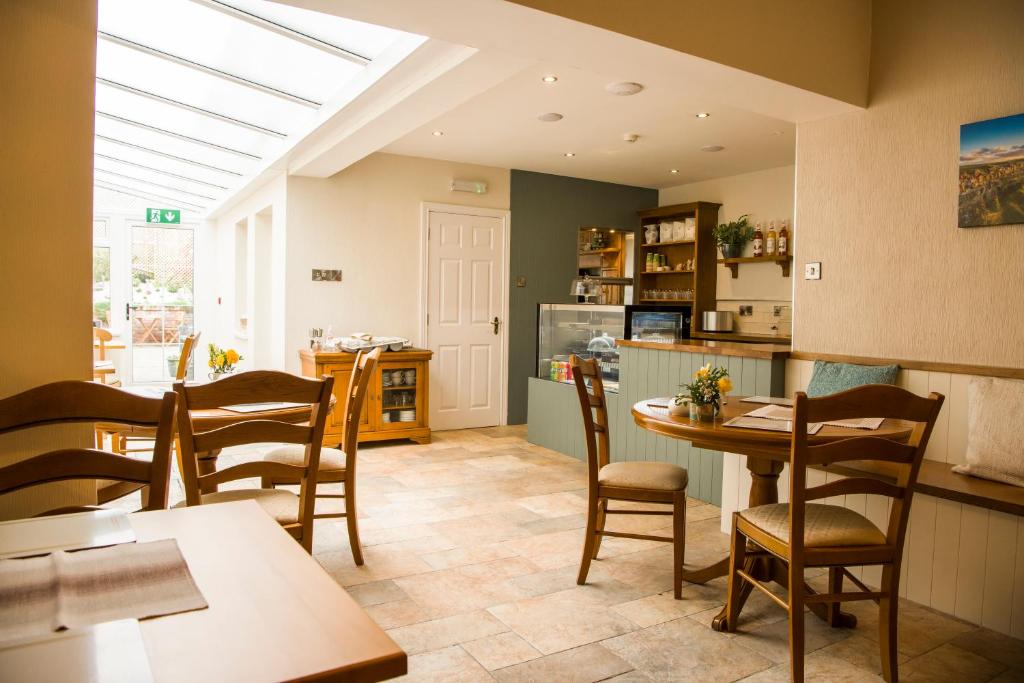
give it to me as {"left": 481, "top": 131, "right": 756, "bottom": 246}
{"left": 632, "top": 396, "right": 913, "bottom": 632}
{"left": 0, "top": 501, "right": 406, "bottom": 682}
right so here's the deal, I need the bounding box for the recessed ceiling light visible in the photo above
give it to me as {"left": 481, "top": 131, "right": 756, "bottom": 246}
{"left": 431, "top": 130, "right": 444, "bottom": 137}
{"left": 537, "top": 112, "right": 564, "bottom": 122}
{"left": 564, "top": 152, "right": 575, "bottom": 157}
{"left": 701, "top": 145, "right": 725, "bottom": 152}
{"left": 605, "top": 81, "right": 644, "bottom": 96}
{"left": 696, "top": 112, "right": 710, "bottom": 118}
{"left": 670, "top": 169, "right": 679, "bottom": 174}
{"left": 542, "top": 75, "right": 558, "bottom": 83}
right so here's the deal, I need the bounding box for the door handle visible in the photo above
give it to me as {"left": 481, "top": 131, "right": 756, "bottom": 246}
{"left": 491, "top": 316, "right": 501, "bottom": 335}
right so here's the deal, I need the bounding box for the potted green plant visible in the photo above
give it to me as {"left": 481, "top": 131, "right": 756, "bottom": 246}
{"left": 713, "top": 214, "right": 753, "bottom": 259}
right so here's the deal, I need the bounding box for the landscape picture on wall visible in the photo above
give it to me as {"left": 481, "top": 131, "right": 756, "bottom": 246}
{"left": 959, "top": 112, "right": 1024, "bottom": 228}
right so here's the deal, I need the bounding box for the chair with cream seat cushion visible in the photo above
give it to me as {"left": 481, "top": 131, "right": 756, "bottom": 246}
{"left": 724, "top": 384, "right": 944, "bottom": 683}
{"left": 174, "top": 370, "right": 334, "bottom": 553}
{"left": 569, "top": 355, "right": 689, "bottom": 600}
{"left": 261, "top": 347, "right": 380, "bottom": 565}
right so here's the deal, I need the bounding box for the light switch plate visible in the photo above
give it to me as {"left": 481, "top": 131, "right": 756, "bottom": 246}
{"left": 804, "top": 262, "right": 821, "bottom": 280}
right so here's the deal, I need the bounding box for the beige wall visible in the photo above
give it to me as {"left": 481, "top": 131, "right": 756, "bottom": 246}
{"left": 507, "top": 0, "right": 871, "bottom": 107}
{"left": 660, "top": 165, "right": 795, "bottom": 304}
{"left": 283, "top": 153, "right": 510, "bottom": 372}
{"left": 794, "top": 0, "right": 1024, "bottom": 367}
{"left": 0, "top": 0, "right": 98, "bottom": 518}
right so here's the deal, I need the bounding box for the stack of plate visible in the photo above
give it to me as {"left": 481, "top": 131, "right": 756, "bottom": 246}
{"left": 382, "top": 374, "right": 393, "bottom": 387}
{"left": 399, "top": 410, "right": 416, "bottom": 422}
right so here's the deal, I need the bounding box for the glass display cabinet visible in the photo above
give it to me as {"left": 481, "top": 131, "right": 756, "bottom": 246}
{"left": 536, "top": 304, "right": 625, "bottom": 393}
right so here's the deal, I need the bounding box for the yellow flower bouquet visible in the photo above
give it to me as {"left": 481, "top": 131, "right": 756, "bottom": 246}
{"left": 674, "top": 364, "right": 731, "bottom": 422}
{"left": 208, "top": 343, "right": 243, "bottom": 379}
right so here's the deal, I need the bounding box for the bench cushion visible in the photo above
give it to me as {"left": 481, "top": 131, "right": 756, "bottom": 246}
{"left": 953, "top": 377, "right": 1024, "bottom": 488}
{"left": 805, "top": 360, "right": 899, "bottom": 398}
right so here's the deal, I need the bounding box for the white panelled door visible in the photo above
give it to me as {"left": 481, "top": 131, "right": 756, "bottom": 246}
{"left": 426, "top": 209, "right": 506, "bottom": 430}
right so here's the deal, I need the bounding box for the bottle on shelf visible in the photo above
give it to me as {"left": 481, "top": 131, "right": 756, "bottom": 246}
{"left": 753, "top": 222, "right": 764, "bottom": 257}
{"left": 766, "top": 221, "right": 777, "bottom": 256}
{"left": 778, "top": 220, "right": 789, "bottom": 258}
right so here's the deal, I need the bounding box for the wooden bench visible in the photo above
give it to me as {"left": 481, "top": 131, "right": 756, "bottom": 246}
{"left": 818, "top": 459, "right": 1024, "bottom": 517}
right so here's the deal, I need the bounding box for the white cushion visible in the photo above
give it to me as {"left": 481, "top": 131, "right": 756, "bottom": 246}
{"left": 262, "top": 445, "right": 346, "bottom": 471}
{"left": 174, "top": 488, "right": 299, "bottom": 524}
{"left": 953, "top": 377, "right": 1024, "bottom": 487}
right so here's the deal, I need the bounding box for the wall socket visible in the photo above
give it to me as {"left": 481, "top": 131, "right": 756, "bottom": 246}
{"left": 804, "top": 262, "right": 821, "bottom": 280}
{"left": 516, "top": 276, "right": 527, "bottom": 288}
{"left": 738, "top": 305, "right": 753, "bottom": 316}
{"left": 312, "top": 269, "right": 342, "bottom": 282}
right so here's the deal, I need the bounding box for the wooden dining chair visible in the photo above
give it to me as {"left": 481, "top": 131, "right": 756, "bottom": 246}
{"left": 260, "top": 347, "right": 380, "bottom": 565}
{"left": 95, "top": 332, "right": 202, "bottom": 460}
{"left": 723, "top": 384, "right": 944, "bottom": 682}
{"left": 570, "top": 355, "right": 690, "bottom": 598}
{"left": 92, "top": 327, "right": 119, "bottom": 386}
{"left": 0, "top": 380, "right": 177, "bottom": 515}
{"left": 174, "top": 370, "right": 334, "bottom": 553}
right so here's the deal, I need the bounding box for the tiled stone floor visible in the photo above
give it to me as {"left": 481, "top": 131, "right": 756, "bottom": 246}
{"left": 156, "top": 426, "right": 1023, "bottom": 682}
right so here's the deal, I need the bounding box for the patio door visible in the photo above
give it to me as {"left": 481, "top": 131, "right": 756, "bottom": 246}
{"left": 126, "top": 224, "right": 195, "bottom": 384}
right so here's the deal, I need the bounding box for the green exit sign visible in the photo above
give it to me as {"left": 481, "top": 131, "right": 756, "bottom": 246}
{"left": 147, "top": 208, "right": 180, "bottom": 224}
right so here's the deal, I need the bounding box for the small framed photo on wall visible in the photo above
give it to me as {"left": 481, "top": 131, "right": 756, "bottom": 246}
{"left": 958, "top": 112, "right": 1024, "bottom": 228}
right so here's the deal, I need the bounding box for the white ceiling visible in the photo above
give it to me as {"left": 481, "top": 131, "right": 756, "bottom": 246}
{"left": 384, "top": 63, "right": 795, "bottom": 189}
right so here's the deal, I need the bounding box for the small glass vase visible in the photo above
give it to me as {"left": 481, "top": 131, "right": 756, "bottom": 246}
{"left": 694, "top": 403, "right": 718, "bottom": 422}
{"left": 208, "top": 368, "right": 235, "bottom": 381}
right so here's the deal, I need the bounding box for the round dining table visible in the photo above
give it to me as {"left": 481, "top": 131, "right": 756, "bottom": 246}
{"left": 631, "top": 395, "right": 912, "bottom": 631}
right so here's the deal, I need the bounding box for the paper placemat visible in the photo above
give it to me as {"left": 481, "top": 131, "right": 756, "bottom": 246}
{"left": 723, "top": 416, "right": 824, "bottom": 434}
{"left": 220, "top": 401, "right": 306, "bottom": 413}
{"left": 740, "top": 395, "right": 794, "bottom": 406}
{"left": 0, "top": 539, "right": 207, "bottom": 644}
{"left": 744, "top": 404, "right": 884, "bottom": 430}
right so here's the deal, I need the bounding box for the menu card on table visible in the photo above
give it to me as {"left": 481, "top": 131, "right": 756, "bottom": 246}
{"left": 0, "top": 509, "right": 134, "bottom": 560}
{"left": 745, "top": 404, "right": 884, "bottom": 430}
{"left": 723, "top": 416, "right": 824, "bottom": 435}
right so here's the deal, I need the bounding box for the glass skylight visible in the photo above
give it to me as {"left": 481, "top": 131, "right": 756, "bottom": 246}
{"left": 95, "top": 0, "right": 418, "bottom": 213}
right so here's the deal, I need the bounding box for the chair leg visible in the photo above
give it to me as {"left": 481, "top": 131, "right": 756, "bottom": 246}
{"left": 724, "top": 516, "right": 747, "bottom": 631}
{"left": 591, "top": 498, "right": 608, "bottom": 558}
{"left": 826, "top": 566, "right": 844, "bottom": 627}
{"left": 344, "top": 476, "right": 364, "bottom": 566}
{"left": 577, "top": 492, "right": 600, "bottom": 585}
{"left": 878, "top": 565, "right": 900, "bottom": 683}
{"left": 789, "top": 558, "right": 806, "bottom": 682}
{"left": 672, "top": 491, "right": 687, "bottom": 599}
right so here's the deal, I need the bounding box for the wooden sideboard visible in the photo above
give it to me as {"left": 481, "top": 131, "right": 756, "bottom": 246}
{"left": 299, "top": 348, "right": 432, "bottom": 446}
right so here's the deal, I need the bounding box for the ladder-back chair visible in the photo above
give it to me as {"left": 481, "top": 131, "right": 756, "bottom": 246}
{"left": 570, "top": 355, "right": 690, "bottom": 598}
{"left": 0, "top": 381, "right": 176, "bottom": 515}
{"left": 724, "top": 384, "right": 944, "bottom": 682}
{"left": 174, "top": 370, "right": 334, "bottom": 553}
{"left": 261, "top": 347, "right": 381, "bottom": 565}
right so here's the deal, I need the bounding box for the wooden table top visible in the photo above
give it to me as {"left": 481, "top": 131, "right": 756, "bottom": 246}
{"left": 632, "top": 396, "right": 913, "bottom": 461}
{"left": 616, "top": 338, "right": 791, "bottom": 360}
{"left": 5, "top": 501, "right": 406, "bottom": 682}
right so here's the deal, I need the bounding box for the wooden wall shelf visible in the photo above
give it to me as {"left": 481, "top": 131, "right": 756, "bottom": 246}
{"left": 718, "top": 255, "right": 792, "bottom": 279}
{"left": 640, "top": 239, "right": 694, "bottom": 248}
{"left": 635, "top": 201, "right": 721, "bottom": 337}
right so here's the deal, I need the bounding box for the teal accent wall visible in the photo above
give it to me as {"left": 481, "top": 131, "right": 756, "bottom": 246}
{"left": 527, "top": 347, "right": 785, "bottom": 506}
{"left": 508, "top": 170, "right": 657, "bottom": 424}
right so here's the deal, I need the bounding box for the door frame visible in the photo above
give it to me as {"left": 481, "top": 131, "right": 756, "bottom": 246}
{"left": 123, "top": 219, "right": 199, "bottom": 385}
{"left": 419, "top": 202, "right": 511, "bottom": 427}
